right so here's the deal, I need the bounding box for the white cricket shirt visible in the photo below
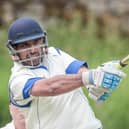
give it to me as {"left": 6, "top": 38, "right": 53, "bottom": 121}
{"left": 9, "top": 47, "right": 102, "bottom": 129}
{"left": 0, "top": 122, "right": 14, "bottom": 129}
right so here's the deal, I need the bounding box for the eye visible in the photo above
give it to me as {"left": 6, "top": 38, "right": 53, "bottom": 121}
{"left": 16, "top": 43, "right": 29, "bottom": 49}
{"left": 34, "top": 38, "right": 42, "bottom": 45}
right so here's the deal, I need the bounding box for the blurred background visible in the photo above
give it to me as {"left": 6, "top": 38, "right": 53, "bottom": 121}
{"left": 0, "top": 0, "right": 129, "bottom": 129}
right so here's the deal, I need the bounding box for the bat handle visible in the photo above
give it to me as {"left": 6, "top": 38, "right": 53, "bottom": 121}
{"left": 121, "top": 55, "right": 129, "bottom": 64}
{"left": 115, "top": 55, "right": 129, "bottom": 69}
{"left": 120, "top": 61, "right": 128, "bottom": 67}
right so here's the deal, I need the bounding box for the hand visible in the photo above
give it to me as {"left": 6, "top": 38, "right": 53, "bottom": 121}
{"left": 82, "top": 60, "right": 126, "bottom": 102}
{"left": 100, "top": 60, "right": 121, "bottom": 69}
{"left": 82, "top": 65, "right": 125, "bottom": 90}
{"left": 97, "top": 60, "right": 126, "bottom": 89}
{"left": 87, "top": 85, "right": 111, "bottom": 102}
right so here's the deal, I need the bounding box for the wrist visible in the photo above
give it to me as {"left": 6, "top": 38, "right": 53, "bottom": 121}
{"left": 82, "top": 71, "right": 91, "bottom": 86}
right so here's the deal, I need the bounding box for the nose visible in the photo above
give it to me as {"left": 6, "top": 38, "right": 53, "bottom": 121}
{"left": 30, "top": 45, "right": 36, "bottom": 53}
{"left": 30, "top": 45, "right": 37, "bottom": 54}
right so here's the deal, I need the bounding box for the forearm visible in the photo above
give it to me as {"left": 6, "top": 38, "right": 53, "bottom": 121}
{"left": 31, "top": 73, "right": 83, "bottom": 96}
{"left": 9, "top": 105, "right": 26, "bottom": 129}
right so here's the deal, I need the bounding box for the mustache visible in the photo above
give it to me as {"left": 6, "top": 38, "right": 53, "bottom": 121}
{"left": 19, "top": 54, "right": 43, "bottom": 63}
{"left": 26, "top": 53, "right": 40, "bottom": 59}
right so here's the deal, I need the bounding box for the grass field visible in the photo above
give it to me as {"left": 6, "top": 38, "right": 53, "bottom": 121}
{"left": 0, "top": 20, "right": 129, "bottom": 129}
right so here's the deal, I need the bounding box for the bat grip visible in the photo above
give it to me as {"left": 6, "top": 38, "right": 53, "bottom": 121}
{"left": 120, "top": 61, "right": 128, "bottom": 67}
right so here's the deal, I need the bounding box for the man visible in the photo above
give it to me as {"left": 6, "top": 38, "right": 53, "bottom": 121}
{"left": 1, "top": 105, "right": 25, "bottom": 129}
{"left": 7, "top": 17, "right": 125, "bottom": 129}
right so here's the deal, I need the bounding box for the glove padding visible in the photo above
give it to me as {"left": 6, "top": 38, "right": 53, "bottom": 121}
{"left": 97, "top": 64, "right": 126, "bottom": 89}
{"left": 82, "top": 67, "right": 125, "bottom": 89}
{"left": 87, "top": 85, "right": 111, "bottom": 102}
{"left": 82, "top": 60, "right": 126, "bottom": 102}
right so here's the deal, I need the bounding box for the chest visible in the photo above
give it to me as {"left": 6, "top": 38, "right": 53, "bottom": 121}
{"left": 43, "top": 55, "right": 66, "bottom": 76}
{"left": 31, "top": 56, "right": 66, "bottom": 78}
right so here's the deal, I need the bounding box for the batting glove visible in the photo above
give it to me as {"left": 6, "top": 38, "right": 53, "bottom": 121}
{"left": 100, "top": 60, "right": 125, "bottom": 69}
{"left": 82, "top": 60, "right": 126, "bottom": 102}
{"left": 82, "top": 67, "right": 125, "bottom": 89}
{"left": 88, "top": 85, "right": 111, "bottom": 102}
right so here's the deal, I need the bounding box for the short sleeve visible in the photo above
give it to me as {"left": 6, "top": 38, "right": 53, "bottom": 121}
{"left": 9, "top": 74, "right": 42, "bottom": 107}
{"left": 55, "top": 48, "right": 88, "bottom": 74}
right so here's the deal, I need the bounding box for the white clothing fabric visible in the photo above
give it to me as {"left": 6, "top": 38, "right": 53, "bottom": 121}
{"left": 0, "top": 122, "right": 14, "bottom": 129}
{"left": 9, "top": 47, "right": 102, "bottom": 129}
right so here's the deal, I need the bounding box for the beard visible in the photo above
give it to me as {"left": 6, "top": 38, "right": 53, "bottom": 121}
{"left": 20, "top": 52, "right": 43, "bottom": 67}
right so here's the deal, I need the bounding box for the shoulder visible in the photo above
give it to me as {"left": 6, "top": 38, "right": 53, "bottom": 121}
{"left": 48, "top": 47, "right": 65, "bottom": 56}
{"left": 9, "top": 63, "right": 34, "bottom": 88}
{"left": 11, "top": 62, "right": 29, "bottom": 74}
{"left": 11, "top": 62, "right": 35, "bottom": 76}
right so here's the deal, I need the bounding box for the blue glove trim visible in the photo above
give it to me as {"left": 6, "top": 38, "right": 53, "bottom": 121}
{"left": 98, "top": 92, "right": 110, "bottom": 102}
{"left": 102, "top": 73, "right": 121, "bottom": 90}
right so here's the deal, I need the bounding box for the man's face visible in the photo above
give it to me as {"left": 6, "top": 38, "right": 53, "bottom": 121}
{"left": 15, "top": 38, "right": 43, "bottom": 66}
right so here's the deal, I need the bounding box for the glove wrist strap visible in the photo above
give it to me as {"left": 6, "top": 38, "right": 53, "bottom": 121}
{"left": 82, "top": 71, "right": 90, "bottom": 86}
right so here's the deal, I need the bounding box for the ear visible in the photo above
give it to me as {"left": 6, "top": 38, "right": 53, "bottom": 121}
{"left": 11, "top": 55, "right": 20, "bottom": 61}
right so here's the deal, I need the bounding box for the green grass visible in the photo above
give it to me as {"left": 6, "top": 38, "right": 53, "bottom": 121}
{"left": 0, "top": 20, "right": 129, "bottom": 129}
{"left": 0, "top": 29, "right": 12, "bottom": 126}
